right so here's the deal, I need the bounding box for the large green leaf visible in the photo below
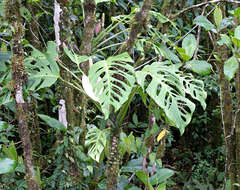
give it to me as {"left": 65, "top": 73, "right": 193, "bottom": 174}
{"left": 88, "top": 52, "right": 135, "bottom": 119}
{"left": 3, "top": 142, "right": 18, "bottom": 161}
{"left": 136, "top": 61, "right": 206, "bottom": 134}
{"left": 150, "top": 168, "right": 174, "bottom": 185}
{"left": 25, "top": 41, "right": 60, "bottom": 91}
{"left": 217, "top": 34, "right": 232, "bottom": 48}
{"left": 194, "top": 16, "right": 215, "bottom": 31}
{"left": 180, "top": 76, "right": 207, "bottom": 109}
{"left": 214, "top": 7, "right": 222, "bottom": 30}
{"left": 136, "top": 171, "right": 154, "bottom": 190}
{"left": 224, "top": 56, "right": 239, "bottom": 81}
{"left": 85, "top": 125, "right": 107, "bottom": 162}
{"left": 0, "top": 158, "right": 17, "bottom": 174}
{"left": 182, "top": 34, "right": 197, "bottom": 60}
{"left": 38, "top": 114, "right": 67, "bottom": 132}
{"left": 0, "top": 121, "right": 8, "bottom": 132}
{"left": 185, "top": 60, "right": 212, "bottom": 76}
{"left": 234, "top": 25, "right": 240, "bottom": 39}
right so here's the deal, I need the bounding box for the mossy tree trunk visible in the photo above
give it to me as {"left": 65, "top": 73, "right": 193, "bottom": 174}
{"left": 215, "top": 4, "right": 237, "bottom": 189}
{"left": 26, "top": 2, "right": 42, "bottom": 168}
{"left": 4, "top": 0, "right": 39, "bottom": 189}
{"left": 79, "top": 0, "right": 96, "bottom": 144}
{"left": 54, "top": 0, "right": 82, "bottom": 182}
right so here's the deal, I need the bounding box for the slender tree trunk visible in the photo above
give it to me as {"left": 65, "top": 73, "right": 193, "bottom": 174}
{"left": 54, "top": 0, "right": 82, "bottom": 182}
{"left": 4, "top": 0, "right": 39, "bottom": 189}
{"left": 214, "top": 4, "right": 239, "bottom": 189}
{"left": 107, "top": 124, "right": 121, "bottom": 190}
{"left": 79, "top": 0, "right": 96, "bottom": 144}
{"left": 107, "top": 1, "right": 153, "bottom": 189}
{"left": 234, "top": 8, "right": 240, "bottom": 189}
{"left": 26, "top": 2, "right": 42, "bottom": 168}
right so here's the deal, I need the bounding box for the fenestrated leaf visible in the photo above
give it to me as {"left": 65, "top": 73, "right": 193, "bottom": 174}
{"left": 38, "top": 114, "right": 67, "bottom": 132}
{"left": 88, "top": 52, "right": 135, "bottom": 119}
{"left": 185, "top": 60, "right": 212, "bottom": 76}
{"left": 224, "top": 56, "right": 239, "bottom": 81}
{"left": 182, "top": 34, "right": 197, "bottom": 60}
{"left": 82, "top": 74, "right": 99, "bottom": 102}
{"left": 85, "top": 125, "right": 107, "bottom": 162}
{"left": 180, "top": 74, "right": 207, "bottom": 109}
{"left": 136, "top": 61, "right": 206, "bottom": 134}
{"left": 150, "top": 168, "right": 174, "bottom": 185}
{"left": 25, "top": 41, "right": 60, "bottom": 91}
{"left": 194, "top": 16, "right": 215, "bottom": 31}
{"left": 0, "top": 158, "right": 17, "bottom": 174}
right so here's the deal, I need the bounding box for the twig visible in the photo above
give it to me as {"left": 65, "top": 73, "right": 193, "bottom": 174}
{"left": 174, "top": 3, "right": 218, "bottom": 45}
{"left": 193, "top": 0, "right": 208, "bottom": 59}
{"left": 171, "top": 0, "right": 240, "bottom": 19}
{"left": 0, "top": 37, "right": 10, "bottom": 44}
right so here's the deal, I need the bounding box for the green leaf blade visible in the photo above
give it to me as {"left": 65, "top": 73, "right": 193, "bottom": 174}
{"left": 0, "top": 158, "right": 17, "bottom": 174}
{"left": 194, "top": 16, "right": 215, "bottom": 31}
{"left": 224, "top": 56, "right": 239, "bottom": 81}
{"left": 38, "top": 114, "right": 67, "bottom": 132}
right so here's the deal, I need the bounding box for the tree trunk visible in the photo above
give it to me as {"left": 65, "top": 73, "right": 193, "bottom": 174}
{"left": 26, "top": 2, "right": 42, "bottom": 168}
{"left": 4, "top": 0, "right": 39, "bottom": 189}
{"left": 215, "top": 28, "right": 236, "bottom": 190}
{"left": 107, "top": 0, "right": 153, "bottom": 188}
{"left": 107, "top": 124, "right": 121, "bottom": 190}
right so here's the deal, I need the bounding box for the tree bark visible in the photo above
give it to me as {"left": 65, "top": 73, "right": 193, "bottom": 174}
{"left": 79, "top": 0, "right": 96, "bottom": 144}
{"left": 4, "top": 0, "right": 39, "bottom": 189}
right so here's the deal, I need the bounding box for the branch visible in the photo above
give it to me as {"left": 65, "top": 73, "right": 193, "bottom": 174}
{"left": 171, "top": 0, "right": 240, "bottom": 19}
{"left": 80, "top": 0, "right": 96, "bottom": 75}
{"left": 120, "top": 0, "right": 153, "bottom": 54}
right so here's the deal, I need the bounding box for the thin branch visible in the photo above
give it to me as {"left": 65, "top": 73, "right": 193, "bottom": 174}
{"left": 0, "top": 37, "right": 10, "bottom": 44}
{"left": 193, "top": 0, "right": 208, "bottom": 59}
{"left": 171, "top": 0, "right": 240, "bottom": 19}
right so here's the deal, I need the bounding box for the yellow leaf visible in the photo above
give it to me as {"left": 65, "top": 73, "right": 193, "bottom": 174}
{"left": 157, "top": 129, "right": 167, "bottom": 142}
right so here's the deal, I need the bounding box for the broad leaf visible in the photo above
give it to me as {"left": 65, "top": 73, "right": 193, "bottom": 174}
{"left": 176, "top": 47, "right": 191, "bottom": 62}
{"left": 150, "top": 168, "right": 174, "bottom": 185}
{"left": 217, "top": 34, "right": 232, "bottom": 48}
{"left": 224, "top": 56, "right": 239, "bottom": 81}
{"left": 154, "top": 43, "right": 181, "bottom": 63}
{"left": 180, "top": 74, "right": 207, "bottom": 109}
{"left": 214, "top": 7, "right": 222, "bottom": 30}
{"left": 136, "top": 61, "right": 206, "bottom": 134}
{"left": 3, "top": 142, "right": 18, "bottom": 161}
{"left": 182, "top": 34, "right": 197, "bottom": 60}
{"left": 38, "top": 114, "right": 67, "bottom": 132}
{"left": 234, "top": 25, "right": 240, "bottom": 39}
{"left": 0, "top": 121, "right": 7, "bottom": 132}
{"left": 194, "top": 16, "right": 215, "bottom": 31}
{"left": 0, "top": 158, "right": 17, "bottom": 174}
{"left": 25, "top": 41, "right": 60, "bottom": 91}
{"left": 88, "top": 52, "right": 135, "bottom": 119}
{"left": 156, "top": 183, "right": 166, "bottom": 190}
{"left": 185, "top": 60, "right": 212, "bottom": 76}
{"left": 64, "top": 47, "right": 89, "bottom": 68}
{"left": 85, "top": 125, "right": 107, "bottom": 162}
{"left": 136, "top": 171, "right": 154, "bottom": 190}
{"left": 232, "top": 37, "right": 240, "bottom": 48}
